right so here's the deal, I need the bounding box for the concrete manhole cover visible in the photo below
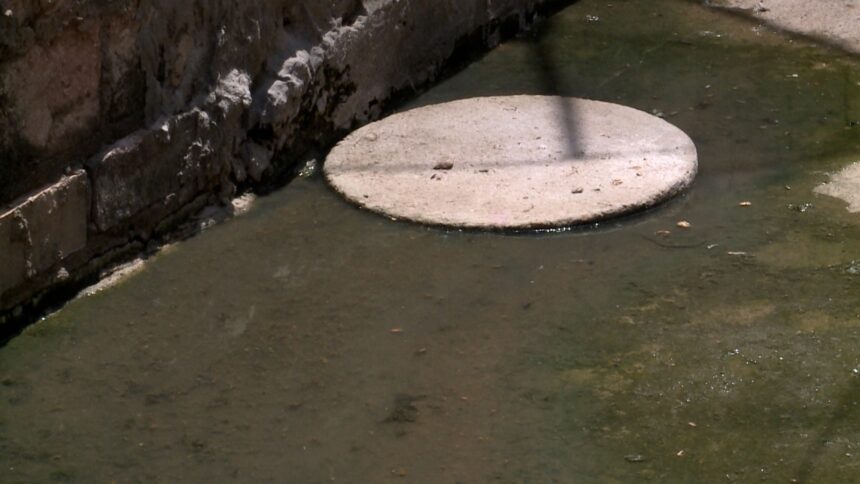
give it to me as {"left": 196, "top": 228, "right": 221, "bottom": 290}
{"left": 324, "top": 95, "right": 697, "bottom": 230}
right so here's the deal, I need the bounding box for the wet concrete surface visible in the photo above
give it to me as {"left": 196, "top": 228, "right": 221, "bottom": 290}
{"left": 2, "top": 0, "right": 860, "bottom": 482}
{"left": 708, "top": 0, "right": 860, "bottom": 55}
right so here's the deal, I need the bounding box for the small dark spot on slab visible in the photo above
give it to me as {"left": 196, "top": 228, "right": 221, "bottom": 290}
{"left": 433, "top": 162, "right": 454, "bottom": 170}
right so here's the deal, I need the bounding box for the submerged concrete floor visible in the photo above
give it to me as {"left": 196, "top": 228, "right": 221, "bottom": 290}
{"left": 1, "top": 0, "right": 860, "bottom": 482}
{"left": 816, "top": 161, "right": 860, "bottom": 212}
{"left": 325, "top": 96, "right": 697, "bottom": 230}
{"left": 710, "top": 0, "right": 860, "bottom": 55}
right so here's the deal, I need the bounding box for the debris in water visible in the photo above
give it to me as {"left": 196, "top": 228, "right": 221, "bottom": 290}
{"left": 788, "top": 202, "right": 813, "bottom": 213}
{"left": 727, "top": 251, "right": 749, "bottom": 256}
{"left": 298, "top": 159, "right": 318, "bottom": 177}
{"left": 385, "top": 394, "right": 423, "bottom": 423}
{"left": 738, "top": 201, "right": 752, "bottom": 207}
{"left": 676, "top": 220, "right": 691, "bottom": 229}
{"left": 585, "top": 14, "right": 600, "bottom": 22}
{"left": 390, "top": 328, "right": 404, "bottom": 334}
{"left": 625, "top": 454, "right": 646, "bottom": 463}
{"left": 433, "top": 161, "right": 454, "bottom": 170}
{"left": 232, "top": 193, "right": 256, "bottom": 215}
{"left": 656, "top": 230, "right": 671, "bottom": 237}
{"left": 676, "top": 449, "right": 685, "bottom": 457}
{"left": 846, "top": 261, "right": 860, "bottom": 275}
{"left": 688, "top": 422, "right": 697, "bottom": 427}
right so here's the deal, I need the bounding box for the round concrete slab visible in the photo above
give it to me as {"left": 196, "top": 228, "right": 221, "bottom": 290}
{"left": 324, "top": 95, "right": 697, "bottom": 230}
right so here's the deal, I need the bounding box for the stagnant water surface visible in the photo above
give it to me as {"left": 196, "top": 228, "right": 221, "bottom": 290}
{"left": 3, "top": 1, "right": 860, "bottom": 482}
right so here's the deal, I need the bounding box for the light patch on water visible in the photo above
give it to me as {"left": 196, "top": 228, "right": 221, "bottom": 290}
{"left": 559, "top": 367, "right": 632, "bottom": 400}
{"left": 272, "top": 264, "right": 291, "bottom": 280}
{"left": 793, "top": 310, "right": 860, "bottom": 333}
{"left": 223, "top": 305, "right": 256, "bottom": 337}
{"left": 702, "top": 301, "right": 776, "bottom": 327}
{"left": 755, "top": 232, "right": 855, "bottom": 270}
{"left": 81, "top": 257, "right": 148, "bottom": 296}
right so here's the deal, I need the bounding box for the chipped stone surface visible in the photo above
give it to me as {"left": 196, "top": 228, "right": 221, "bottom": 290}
{"left": 815, "top": 161, "right": 860, "bottom": 212}
{"left": 325, "top": 96, "right": 698, "bottom": 230}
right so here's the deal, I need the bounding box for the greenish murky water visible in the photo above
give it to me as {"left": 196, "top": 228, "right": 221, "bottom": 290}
{"left": 3, "top": 1, "right": 860, "bottom": 482}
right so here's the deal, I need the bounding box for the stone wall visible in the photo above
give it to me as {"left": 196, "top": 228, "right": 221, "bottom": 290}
{"left": 0, "top": 0, "right": 563, "bottom": 332}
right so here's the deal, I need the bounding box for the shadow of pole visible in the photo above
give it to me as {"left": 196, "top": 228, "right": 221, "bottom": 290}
{"left": 530, "top": 23, "right": 581, "bottom": 157}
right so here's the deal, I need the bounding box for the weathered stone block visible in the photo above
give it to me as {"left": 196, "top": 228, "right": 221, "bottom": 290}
{"left": 24, "top": 172, "right": 90, "bottom": 272}
{"left": 0, "top": 210, "right": 28, "bottom": 304}
{"left": 87, "top": 110, "right": 215, "bottom": 232}
{"left": 0, "top": 171, "right": 89, "bottom": 305}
